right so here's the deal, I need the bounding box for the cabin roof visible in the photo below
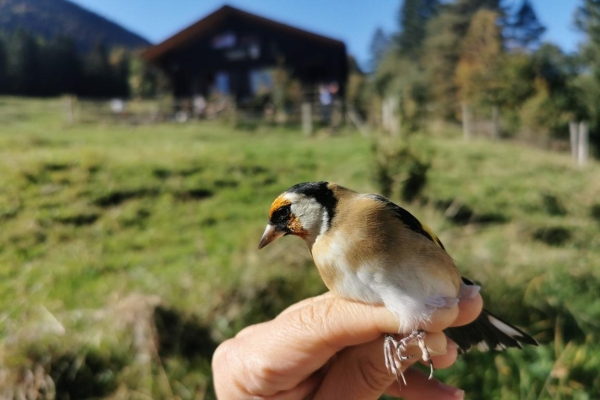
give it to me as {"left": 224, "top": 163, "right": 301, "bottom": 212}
{"left": 143, "top": 5, "right": 346, "bottom": 61}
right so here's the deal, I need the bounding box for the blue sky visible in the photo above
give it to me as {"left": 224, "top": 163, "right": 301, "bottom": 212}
{"left": 69, "top": 0, "right": 584, "bottom": 66}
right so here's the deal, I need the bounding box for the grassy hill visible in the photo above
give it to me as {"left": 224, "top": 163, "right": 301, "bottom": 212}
{"left": 0, "top": 97, "right": 599, "bottom": 398}
{"left": 0, "top": 0, "right": 150, "bottom": 51}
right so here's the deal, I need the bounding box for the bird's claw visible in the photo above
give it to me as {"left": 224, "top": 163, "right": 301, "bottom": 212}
{"left": 383, "top": 330, "right": 435, "bottom": 386}
{"left": 384, "top": 334, "right": 407, "bottom": 385}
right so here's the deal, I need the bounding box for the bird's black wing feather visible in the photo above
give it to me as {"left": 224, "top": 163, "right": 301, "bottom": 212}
{"left": 369, "top": 194, "right": 445, "bottom": 249}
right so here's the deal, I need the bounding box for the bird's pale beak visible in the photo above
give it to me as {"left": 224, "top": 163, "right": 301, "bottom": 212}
{"left": 258, "top": 224, "right": 284, "bottom": 249}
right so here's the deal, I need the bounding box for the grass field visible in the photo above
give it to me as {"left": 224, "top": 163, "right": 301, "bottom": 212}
{"left": 1, "top": 97, "right": 599, "bottom": 399}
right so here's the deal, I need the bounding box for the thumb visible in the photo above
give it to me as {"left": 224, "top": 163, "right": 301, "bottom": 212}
{"left": 313, "top": 331, "right": 448, "bottom": 400}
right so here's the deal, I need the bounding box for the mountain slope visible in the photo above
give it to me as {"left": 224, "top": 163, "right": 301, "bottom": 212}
{"left": 0, "top": 0, "right": 150, "bottom": 51}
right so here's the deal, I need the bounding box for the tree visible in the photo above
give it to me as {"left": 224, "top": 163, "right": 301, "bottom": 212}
{"left": 39, "top": 36, "right": 82, "bottom": 96}
{"left": 576, "top": 0, "right": 600, "bottom": 47}
{"left": 7, "top": 30, "right": 41, "bottom": 95}
{"left": 0, "top": 36, "right": 7, "bottom": 94}
{"left": 369, "top": 27, "right": 390, "bottom": 72}
{"left": 451, "top": 0, "right": 503, "bottom": 38}
{"left": 110, "top": 48, "right": 131, "bottom": 98}
{"left": 396, "top": 0, "right": 440, "bottom": 61}
{"left": 422, "top": 0, "right": 503, "bottom": 119}
{"left": 507, "top": 0, "right": 546, "bottom": 51}
{"left": 575, "top": 0, "right": 600, "bottom": 151}
{"left": 576, "top": 0, "right": 600, "bottom": 79}
{"left": 455, "top": 9, "right": 504, "bottom": 105}
{"left": 518, "top": 45, "right": 583, "bottom": 141}
{"left": 81, "top": 42, "right": 114, "bottom": 97}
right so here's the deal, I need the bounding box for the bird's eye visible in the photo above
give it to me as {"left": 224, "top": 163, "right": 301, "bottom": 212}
{"left": 272, "top": 206, "right": 291, "bottom": 223}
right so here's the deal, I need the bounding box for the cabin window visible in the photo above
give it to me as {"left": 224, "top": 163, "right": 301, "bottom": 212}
{"left": 212, "top": 32, "right": 236, "bottom": 49}
{"left": 249, "top": 69, "right": 273, "bottom": 95}
{"left": 214, "top": 72, "right": 230, "bottom": 94}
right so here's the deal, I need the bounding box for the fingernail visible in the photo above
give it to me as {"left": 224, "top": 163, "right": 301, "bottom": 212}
{"left": 427, "top": 343, "right": 448, "bottom": 356}
{"left": 460, "top": 285, "right": 480, "bottom": 300}
{"left": 437, "top": 381, "right": 464, "bottom": 398}
{"left": 447, "top": 339, "right": 458, "bottom": 351}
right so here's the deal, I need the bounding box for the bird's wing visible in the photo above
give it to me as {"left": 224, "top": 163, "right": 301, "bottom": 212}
{"left": 365, "top": 196, "right": 538, "bottom": 352}
{"left": 367, "top": 194, "right": 446, "bottom": 250}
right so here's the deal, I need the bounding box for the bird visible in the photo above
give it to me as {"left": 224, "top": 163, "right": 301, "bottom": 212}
{"left": 258, "top": 181, "right": 538, "bottom": 383}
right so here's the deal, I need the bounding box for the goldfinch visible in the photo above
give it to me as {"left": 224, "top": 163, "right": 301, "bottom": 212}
{"left": 258, "top": 181, "right": 538, "bottom": 382}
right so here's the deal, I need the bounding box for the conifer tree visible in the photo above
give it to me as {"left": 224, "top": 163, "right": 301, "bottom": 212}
{"left": 575, "top": 0, "right": 600, "bottom": 79}
{"left": 110, "top": 48, "right": 131, "bottom": 98}
{"left": 507, "top": 0, "right": 546, "bottom": 50}
{"left": 396, "top": 0, "right": 440, "bottom": 61}
{"left": 369, "top": 27, "right": 390, "bottom": 72}
{"left": 8, "top": 30, "right": 41, "bottom": 95}
{"left": 82, "top": 42, "right": 114, "bottom": 97}
{"left": 39, "top": 36, "right": 82, "bottom": 96}
{"left": 576, "top": 0, "right": 600, "bottom": 48}
{"left": 574, "top": 0, "right": 600, "bottom": 150}
{"left": 455, "top": 9, "right": 503, "bottom": 105}
{"left": 423, "top": 0, "right": 503, "bottom": 118}
{"left": 0, "top": 36, "right": 7, "bottom": 94}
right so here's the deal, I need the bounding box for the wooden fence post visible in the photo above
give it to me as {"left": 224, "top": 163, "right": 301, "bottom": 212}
{"left": 462, "top": 103, "right": 473, "bottom": 140}
{"left": 390, "top": 97, "right": 400, "bottom": 137}
{"left": 229, "top": 97, "right": 237, "bottom": 124}
{"left": 301, "top": 102, "right": 313, "bottom": 136}
{"left": 382, "top": 98, "right": 390, "bottom": 132}
{"left": 569, "top": 121, "right": 589, "bottom": 166}
{"left": 578, "top": 121, "right": 589, "bottom": 166}
{"left": 64, "top": 95, "right": 76, "bottom": 124}
{"left": 569, "top": 121, "right": 578, "bottom": 160}
{"left": 382, "top": 97, "right": 400, "bottom": 137}
{"left": 491, "top": 106, "right": 500, "bottom": 139}
{"left": 347, "top": 103, "right": 369, "bottom": 137}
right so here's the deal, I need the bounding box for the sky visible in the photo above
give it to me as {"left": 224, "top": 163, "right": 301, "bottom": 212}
{"left": 69, "top": 0, "right": 584, "bottom": 67}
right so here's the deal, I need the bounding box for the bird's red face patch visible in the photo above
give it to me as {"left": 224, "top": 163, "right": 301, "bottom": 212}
{"left": 287, "top": 214, "right": 307, "bottom": 237}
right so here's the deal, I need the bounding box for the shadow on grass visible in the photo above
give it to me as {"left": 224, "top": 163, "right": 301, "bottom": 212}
{"left": 174, "top": 188, "right": 214, "bottom": 201}
{"left": 591, "top": 203, "right": 600, "bottom": 222}
{"left": 533, "top": 226, "right": 571, "bottom": 246}
{"left": 93, "top": 188, "right": 159, "bottom": 207}
{"left": 50, "top": 350, "right": 127, "bottom": 399}
{"left": 433, "top": 199, "right": 509, "bottom": 226}
{"left": 54, "top": 213, "right": 100, "bottom": 226}
{"left": 154, "top": 307, "right": 218, "bottom": 360}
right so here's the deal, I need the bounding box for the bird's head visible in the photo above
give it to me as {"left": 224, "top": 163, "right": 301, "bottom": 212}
{"left": 258, "top": 181, "right": 338, "bottom": 249}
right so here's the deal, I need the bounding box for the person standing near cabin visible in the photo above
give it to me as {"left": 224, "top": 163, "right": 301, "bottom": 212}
{"left": 319, "top": 84, "right": 333, "bottom": 124}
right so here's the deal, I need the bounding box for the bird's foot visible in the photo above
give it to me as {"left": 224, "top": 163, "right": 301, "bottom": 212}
{"left": 383, "top": 330, "right": 435, "bottom": 384}
{"left": 384, "top": 334, "right": 407, "bottom": 385}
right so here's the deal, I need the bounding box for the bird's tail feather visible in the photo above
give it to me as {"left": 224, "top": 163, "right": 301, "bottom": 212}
{"left": 444, "top": 309, "right": 538, "bottom": 354}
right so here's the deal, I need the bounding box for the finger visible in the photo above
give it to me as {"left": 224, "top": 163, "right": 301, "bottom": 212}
{"left": 314, "top": 332, "right": 448, "bottom": 400}
{"left": 421, "top": 338, "right": 459, "bottom": 370}
{"left": 451, "top": 293, "right": 483, "bottom": 327}
{"left": 288, "top": 294, "right": 459, "bottom": 335}
{"left": 385, "top": 368, "right": 465, "bottom": 400}
{"left": 423, "top": 302, "right": 459, "bottom": 333}
{"left": 276, "top": 292, "right": 336, "bottom": 317}
{"left": 262, "top": 369, "right": 326, "bottom": 400}
{"left": 235, "top": 321, "right": 269, "bottom": 339}
{"left": 213, "top": 296, "right": 400, "bottom": 398}
{"left": 214, "top": 342, "right": 324, "bottom": 400}
{"left": 214, "top": 295, "right": 458, "bottom": 397}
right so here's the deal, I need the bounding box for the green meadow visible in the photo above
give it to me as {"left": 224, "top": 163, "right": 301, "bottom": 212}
{"left": 1, "top": 97, "right": 599, "bottom": 399}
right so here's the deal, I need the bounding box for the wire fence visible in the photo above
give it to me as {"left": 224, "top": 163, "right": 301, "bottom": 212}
{"left": 56, "top": 95, "right": 348, "bottom": 128}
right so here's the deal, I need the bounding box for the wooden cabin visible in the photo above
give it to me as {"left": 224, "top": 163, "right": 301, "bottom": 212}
{"left": 143, "top": 5, "right": 348, "bottom": 106}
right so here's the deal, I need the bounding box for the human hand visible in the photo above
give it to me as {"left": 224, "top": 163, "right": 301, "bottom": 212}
{"left": 212, "top": 292, "right": 483, "bottom": 399}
